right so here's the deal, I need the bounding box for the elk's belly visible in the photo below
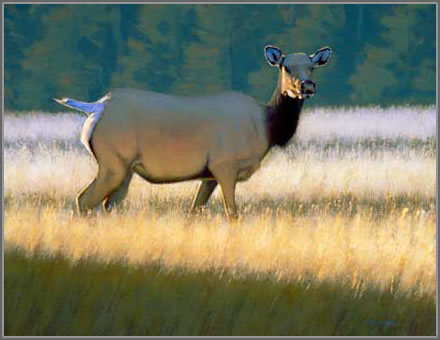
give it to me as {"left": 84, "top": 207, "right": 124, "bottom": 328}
{"left": 132, "top": 133, "right": 212, "bottom": 183}
{"left": 132, "top": 159, "right": 260, "bottom": 184}
{"left": 132, "top": 162, "right": 213, "bottom": 184}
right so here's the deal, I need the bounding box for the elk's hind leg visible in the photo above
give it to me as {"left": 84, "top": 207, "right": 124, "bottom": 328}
{"left": 190, "top": 180, "right": 218, "bottom": 212}
{"left": 76, "top": 162, "right": 128, "bottom": 215}
{"left": 102, "top": 171, "right": 133, "bottom": 212}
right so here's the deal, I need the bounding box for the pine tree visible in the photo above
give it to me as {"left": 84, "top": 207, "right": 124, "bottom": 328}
{"left": 170, "top": 4, "right": 272, "bottom": 96}
{"left": 350, "top": 4, "right": 435, "bottom": 105}
{"left": 4, "top": 4, "right": 436, "bottom": 110}
{"left": 171, "top": 5, "right": 235, "bottom": 95}
{"left": 410, "top": 5, "right": 436, "bottom": 104}
{"left": 111, "top": 4, "right": 195, "bottom": 93}
{"left": 19, "top": 5, "right": 118, "bottom": 111}
{"left": 246, "top": 5, "right": 288, "bottom": 103}
{"left": 4, "top": 4, "right": 45, "bottom": 110}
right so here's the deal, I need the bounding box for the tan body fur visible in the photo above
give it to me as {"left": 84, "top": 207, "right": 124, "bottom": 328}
{"left": 79, "top": 89, "right": 268, "bottom": 218}
{"left": 62, "top": 45, "right": 331, "bottom": 219}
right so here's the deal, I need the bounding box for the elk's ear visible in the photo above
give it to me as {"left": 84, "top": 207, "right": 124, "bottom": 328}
{"left": 310, "top": 47, "right": 332, "bottom": 67}
{"left": 264, "top": 45, "right": 283, "bottom": 67}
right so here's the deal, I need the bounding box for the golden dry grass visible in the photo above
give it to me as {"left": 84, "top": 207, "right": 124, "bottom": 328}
{"left": 4, "top": 108, "right": 437, "bottom": 335}
{"left": 4, "top": 142, "right": 436, "bottom": 299}
{"left": 5, "top": 205, "right": 436, "bottom": 298}
{"left": 5, "top": 142, "right": 435, "bottom": 201}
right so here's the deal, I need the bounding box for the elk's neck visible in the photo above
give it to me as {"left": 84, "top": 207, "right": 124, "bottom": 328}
{"left": 265, "top": 85, "right": 304, "bottom": 148}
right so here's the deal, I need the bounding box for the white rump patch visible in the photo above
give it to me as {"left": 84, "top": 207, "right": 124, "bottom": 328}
{"left": 80, "top": 111, "right": 102, "bottom": 155}
{"left": 80, "top": 93, "right": 111, "bottom": 155}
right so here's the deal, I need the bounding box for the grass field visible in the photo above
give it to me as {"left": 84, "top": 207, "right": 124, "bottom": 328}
{"left": 4, "top": 106, "right": 437, "bottom": 336}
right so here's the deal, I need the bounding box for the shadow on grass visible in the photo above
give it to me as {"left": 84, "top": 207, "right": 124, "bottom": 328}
{"left": 5, "top": 247, "right": 435, "bottom": 336}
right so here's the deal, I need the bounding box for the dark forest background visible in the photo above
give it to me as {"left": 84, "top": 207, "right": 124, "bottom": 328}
{"left": 4, "top": 4, "right": 436, "bottom": 111}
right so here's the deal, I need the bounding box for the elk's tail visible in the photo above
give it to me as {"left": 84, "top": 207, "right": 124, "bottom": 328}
{"left": 53, "top": 93, "right": 111, "bottom": 116}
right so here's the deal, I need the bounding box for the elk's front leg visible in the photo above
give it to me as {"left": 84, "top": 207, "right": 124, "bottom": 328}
{"left": 191, "top": 180, "right": 218, "bottom": 212}
{"left": 209, "top": 163, "right": 238, "bottom": 220}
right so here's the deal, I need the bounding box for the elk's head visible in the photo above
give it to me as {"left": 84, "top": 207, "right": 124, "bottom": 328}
{"left": 264, "top": 45, "right": 332, "bottom": 99}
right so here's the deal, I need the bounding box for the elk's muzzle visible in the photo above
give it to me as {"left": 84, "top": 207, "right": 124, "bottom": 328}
{"left": 301, "top": 80, "right": 316, "bottom": 98}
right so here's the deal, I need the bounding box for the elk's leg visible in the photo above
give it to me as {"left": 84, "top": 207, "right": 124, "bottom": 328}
{"left": 190, "top": 180, "right": 218, "bottom": 212}
{"left": 209, "top": 163, "right": 238, "bottom": 220}
{"left": 76, "top": 163, "right": 127, "bottom": 215}
{"left": 102, "top": 171, "right": 133, "bottom": 212}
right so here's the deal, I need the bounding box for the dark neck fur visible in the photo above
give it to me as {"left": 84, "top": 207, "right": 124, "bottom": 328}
{"left": 265, "top": 77, "right": 304, "bottom": 148}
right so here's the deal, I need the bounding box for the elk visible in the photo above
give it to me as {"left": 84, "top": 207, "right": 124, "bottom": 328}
{"left": 55, "top": 45, "right": 331, "bottom": 219}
